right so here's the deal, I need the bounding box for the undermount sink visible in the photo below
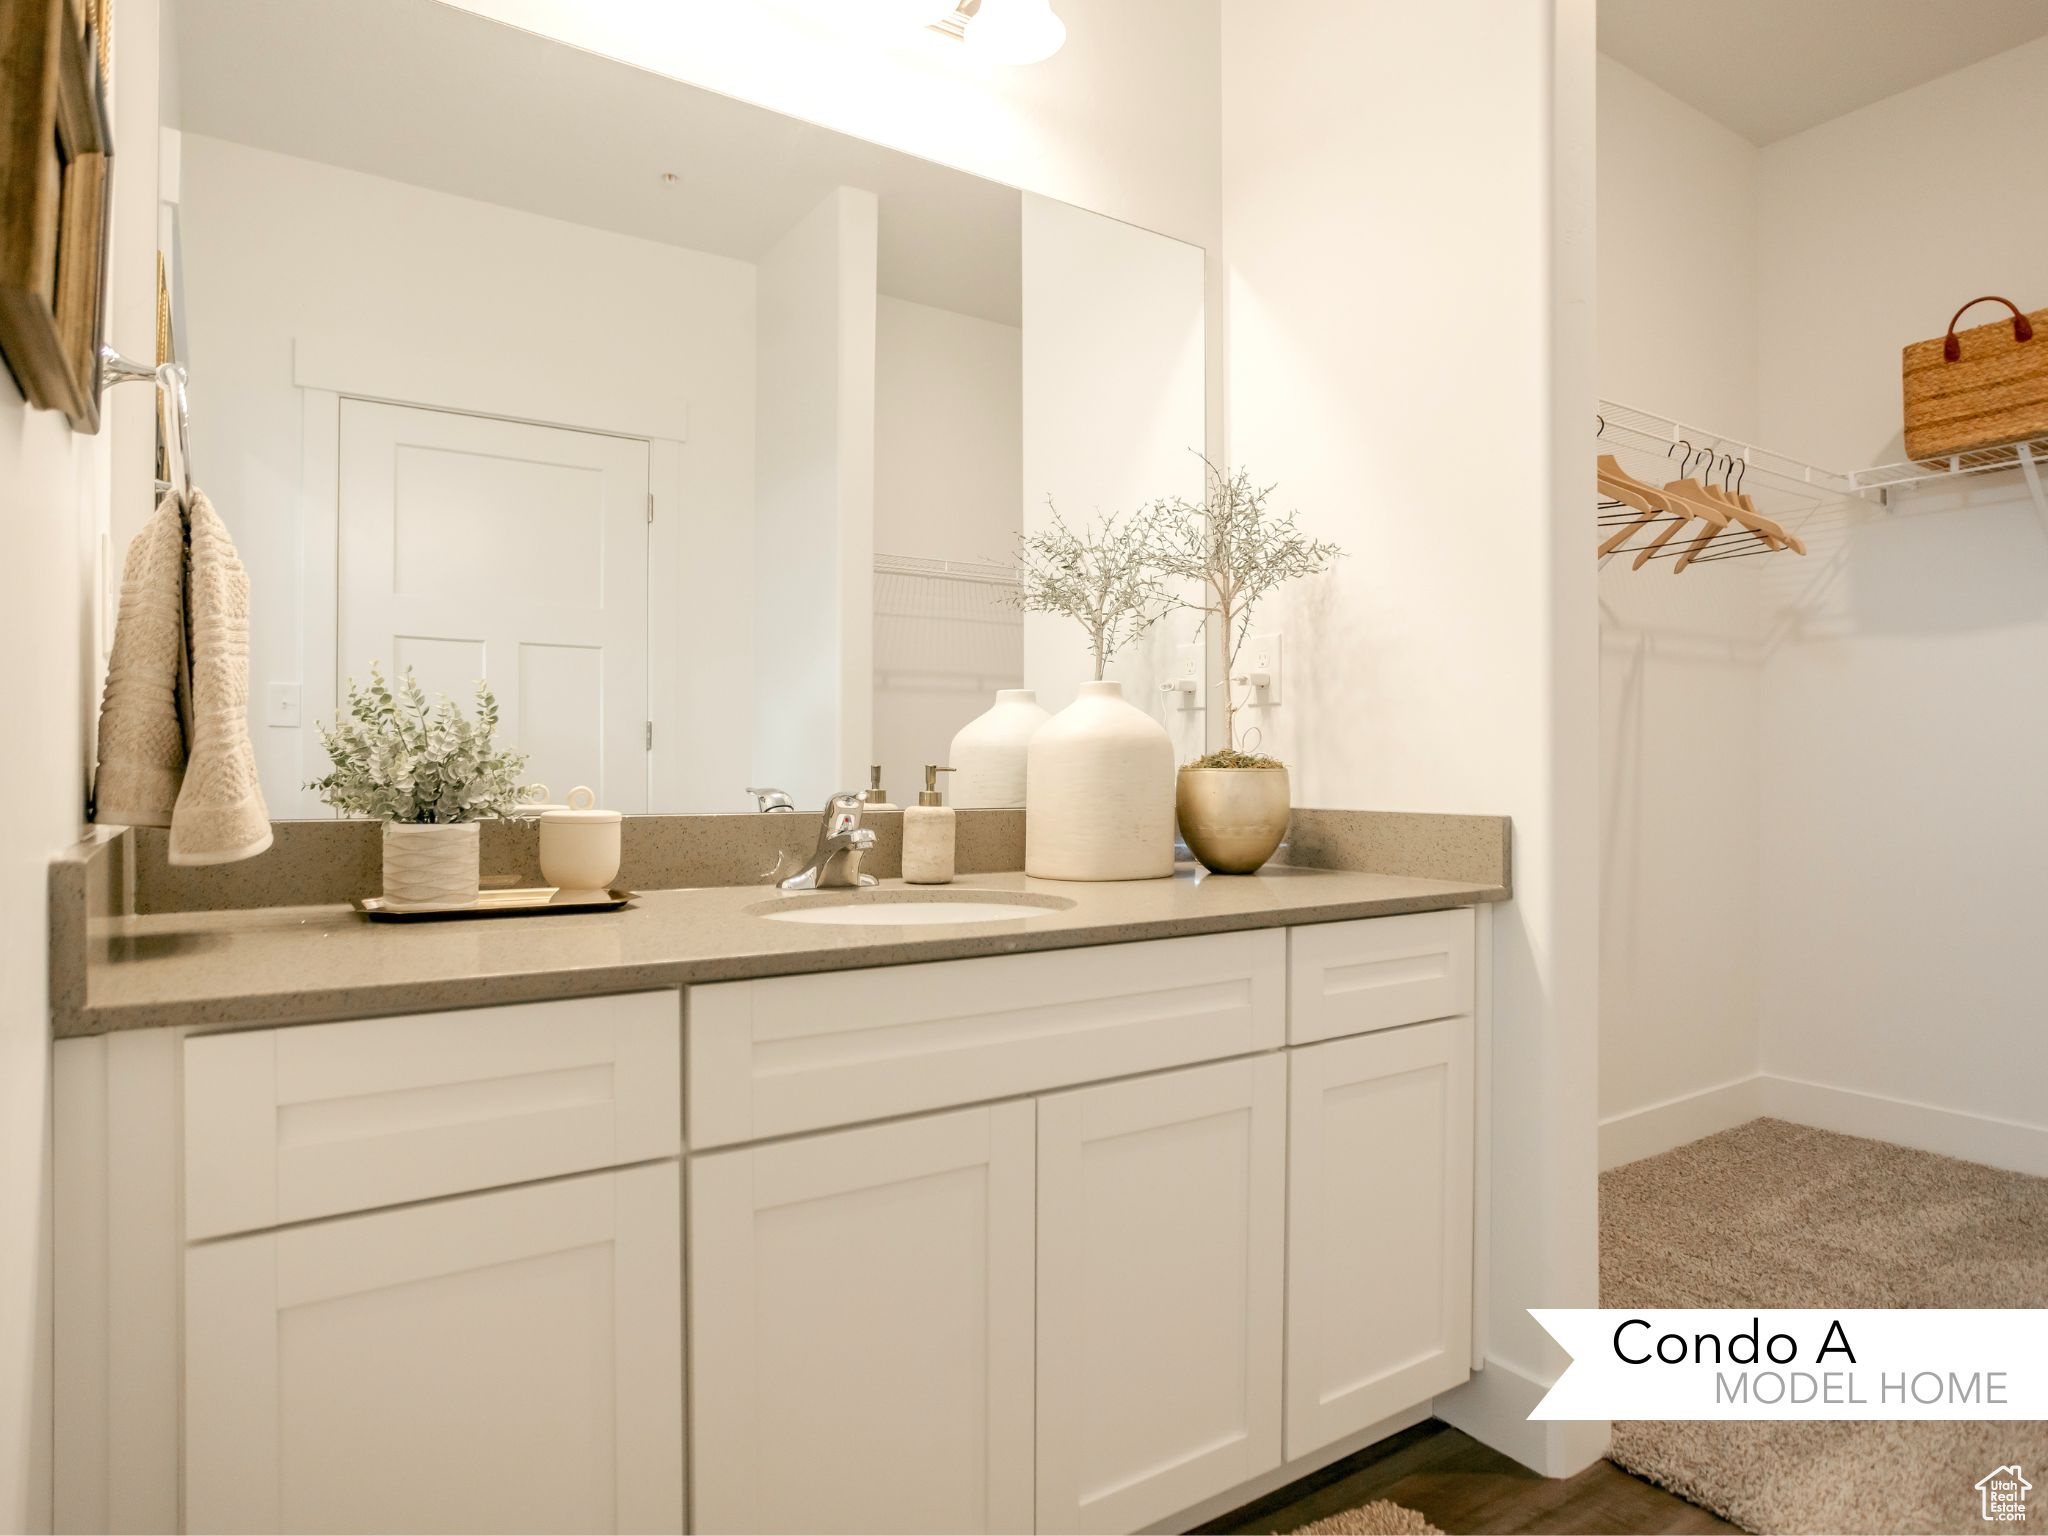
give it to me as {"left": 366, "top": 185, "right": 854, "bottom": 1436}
{"left": 753, "top": 890, "right": 1075, "bottom": 927}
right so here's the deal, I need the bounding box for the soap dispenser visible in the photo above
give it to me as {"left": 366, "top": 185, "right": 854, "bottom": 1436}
{"left": 903, "top": 765, "right": 956, "bottom": 884}
{"left": 861, "top": 764, "right": 896, "bottom": 811}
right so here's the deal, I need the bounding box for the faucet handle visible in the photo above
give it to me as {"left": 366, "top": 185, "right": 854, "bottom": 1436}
{"left": 847, "top": 827, "right": 877, "bottom": 850}
{"left": 748, "top": 786, "right": 795, "bottom": 812}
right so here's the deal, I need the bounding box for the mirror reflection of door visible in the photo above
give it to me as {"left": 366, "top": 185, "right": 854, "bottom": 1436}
{"left": 335, "top": 399, "right": 651, "bottom": 812}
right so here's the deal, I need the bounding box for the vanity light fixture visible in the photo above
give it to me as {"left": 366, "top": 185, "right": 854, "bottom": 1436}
{"left": 936, "top": 0, "right": 1067, "bottom": 64}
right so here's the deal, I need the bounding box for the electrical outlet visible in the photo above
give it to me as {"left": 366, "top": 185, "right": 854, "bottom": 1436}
{"left": 266, "top": 682, "right": 301, "bottom": 728}
{"left": 1165, "top": 641, "right": 1204, "bottom": 710}
{"left": 1235, "top": 633, "right": 1282, "bottom": 705}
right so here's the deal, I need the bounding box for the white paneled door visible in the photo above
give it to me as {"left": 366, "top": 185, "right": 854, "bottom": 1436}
{"left": 1285, "top": 1019, "right": 1474, "bottom": 1459}
{"left": 338, "top": 400, "right": 651, "bottom": 810}
{"left": 688, "top": 1103, "right": 1036, "bottom": 1535}
{"left": 184, "top": 1163, "right": 684, "bottom": 1535}
{"left": 1035, "top": 1056, "right": 1287, "bottom": 1534}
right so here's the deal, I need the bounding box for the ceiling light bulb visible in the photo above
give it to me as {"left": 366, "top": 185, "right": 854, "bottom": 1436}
{"left": 964, "top": 0, "right": 1066, "bottom": 64}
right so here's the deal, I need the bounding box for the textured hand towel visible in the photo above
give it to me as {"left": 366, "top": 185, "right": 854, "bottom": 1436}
{"left": 92, "top": 495, "right": 191, "bottom": 827}
{"left": 168, "top": 490, "right": 272, "bottom": 865}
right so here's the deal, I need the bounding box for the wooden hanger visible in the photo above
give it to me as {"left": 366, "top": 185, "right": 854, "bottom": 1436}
{"left": 1632, "top": 445, "right": 1729, "bottom": 569}
{"left": 1596, "top": 452, "right": 1673, "bottom": 556}
{"left": 1675, "top": 455, "right": 1758, "bottom": 570}
{"left": 1729, "top": 459, "right": 1805, "bottom": 555}
{"left": 1675, "top": 456, "right": 1809, "bottom": 570}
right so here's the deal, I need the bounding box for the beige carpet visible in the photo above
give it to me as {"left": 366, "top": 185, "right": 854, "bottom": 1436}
{"left": 1603, "top": 1118, "right": 2048, "bottom": 1534}
{"left": 1283, "top": 1500, "right": 1443, "bottom": 1535}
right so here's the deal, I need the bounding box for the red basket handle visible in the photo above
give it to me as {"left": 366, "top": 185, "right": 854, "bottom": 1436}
{"left": 1944, "top": 296, "right": 2035, "bottom": 361}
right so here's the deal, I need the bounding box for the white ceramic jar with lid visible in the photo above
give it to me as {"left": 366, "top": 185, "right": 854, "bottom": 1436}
{"left": 538, "top": 786, "right": 622, "bottom": 893}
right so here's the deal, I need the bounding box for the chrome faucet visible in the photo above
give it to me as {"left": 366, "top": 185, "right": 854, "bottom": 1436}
{"left": 779, "top": 791, "right": 879, "bottom": 890}
{"left": 748, "top": 786, "right": 796, "bottom": 813}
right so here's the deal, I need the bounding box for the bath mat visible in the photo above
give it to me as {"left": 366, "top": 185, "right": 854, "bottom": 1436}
{"left": 1602, "top": 1118, "right": 2048, "bottom": 1533}
{"left": 1282, "top": 1499, "right": 1443, "bottom": 1536}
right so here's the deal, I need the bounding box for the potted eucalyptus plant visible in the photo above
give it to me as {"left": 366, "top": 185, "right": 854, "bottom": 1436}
{"left": 1147, "top": 461, "right": 1343, "bottom": 874}
{"left": 309, "top": 664, "right": 537, "bottom": 906}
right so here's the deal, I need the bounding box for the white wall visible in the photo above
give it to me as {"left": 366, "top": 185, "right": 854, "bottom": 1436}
{"left": 437, "top": 0, "right": 1228, "bottom": 511}
{"left": 752, "top": 188, "right": 878, "bottom": 807}
{"left": 1223, "top": 0, "right": 1604, "bottom": 1476}
{"left": 872, "top": 295, "right": 1022, "bottom": 791}
{"left": 176, "top": 134, "right": 759, "bottom": 812}
{"left": 0, "top": 405, "right": 97, "bottom": 1536}
{"left": 1594, "top": 59, "right": 1766, "bottom": 1153}
{"left": 1020, "top": 193, "right": 1206, "bottom": 764}
{"left": 1752, "top": 35, "right": 2048, "bottom": 1169}
{"left": 0, "top": 0, "right": 149, "bottom": 1519}
{"left": 874, "top": 296, "right": 1020, "bottom": 565}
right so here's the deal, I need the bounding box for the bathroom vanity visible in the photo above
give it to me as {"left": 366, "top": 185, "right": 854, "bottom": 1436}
{"left": 50, "top": 845, "right": 1499, "bottom": 1536}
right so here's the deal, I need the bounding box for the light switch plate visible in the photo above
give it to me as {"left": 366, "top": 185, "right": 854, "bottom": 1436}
{"left": 266, "top": 682, "right": 301, "bottom": 728}
{"left": 1238, "top": 633, "right": 1282, "bottom": 705}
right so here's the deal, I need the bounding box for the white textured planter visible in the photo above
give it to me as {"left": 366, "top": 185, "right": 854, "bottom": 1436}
{"left": 950, "top": 689, "right": 1052, "bottom": 809}
{"left": 1025, "top": 680, "right": 1174, "bottom": 881}
{"left": 381, "top": 821, "right": 481, "bottom": 906}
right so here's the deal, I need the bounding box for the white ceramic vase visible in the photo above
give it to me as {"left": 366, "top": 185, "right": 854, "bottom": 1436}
{"left": 950, "top": 688, "right": 1052, "bottom": 809}
{"left": 1025, "top": 680, "right": 1175, "bottom": 881}
{"left": 382, "top": 821, "right": 481, "bottom": 906}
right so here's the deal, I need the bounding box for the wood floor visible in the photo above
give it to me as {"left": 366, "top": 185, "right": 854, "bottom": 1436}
{"left": 1202, "top": 1420, "right": 1739, "bottom": 1535}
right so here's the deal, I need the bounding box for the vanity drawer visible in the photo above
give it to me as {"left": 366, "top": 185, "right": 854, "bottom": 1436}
{"left": 1287, "top": 908, "right": 1475, "bottom": 1044}
{"left": 183, "top": 992, "right": 681, "bottom": 1240}
{"left": 687, "top": 929, "right": 1286, "bottom": 1148}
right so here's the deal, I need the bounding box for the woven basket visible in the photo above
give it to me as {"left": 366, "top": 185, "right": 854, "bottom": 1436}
{"left": 1902, "top": 295, "right": 2048, "bottom": 461}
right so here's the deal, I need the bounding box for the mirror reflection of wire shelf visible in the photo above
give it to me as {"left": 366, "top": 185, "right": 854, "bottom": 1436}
{"left": 872, "top": 553, "right": 1023, "bottom": 696}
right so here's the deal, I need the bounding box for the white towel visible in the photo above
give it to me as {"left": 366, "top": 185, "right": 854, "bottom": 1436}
{"left": 92, "top": 495, "right": 190, "bottom": 828}
{"left": 93, "top": 490, "right": 272, "bottom": 864}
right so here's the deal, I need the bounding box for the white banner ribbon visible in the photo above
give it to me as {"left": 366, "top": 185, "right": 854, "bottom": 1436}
{"left": 1529, "top": 1309, "right": 2048, "bottom": 1420}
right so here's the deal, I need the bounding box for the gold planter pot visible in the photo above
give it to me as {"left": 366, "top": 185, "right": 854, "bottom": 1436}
{"left": 1175, "top": 766, "right": 1291, "bottom": 875}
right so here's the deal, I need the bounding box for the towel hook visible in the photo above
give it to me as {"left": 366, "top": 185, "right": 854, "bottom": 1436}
{"left": 98, "top": 345, "right": 192, "bottom": 503}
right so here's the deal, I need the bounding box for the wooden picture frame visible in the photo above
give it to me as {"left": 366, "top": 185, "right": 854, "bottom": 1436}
{"left": 0, "top": 0, "right": 112, "bottom": 432}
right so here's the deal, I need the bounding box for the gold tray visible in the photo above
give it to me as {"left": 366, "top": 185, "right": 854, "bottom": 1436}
{"left": 352, "top": 887, "right": 635, "bottom": 921}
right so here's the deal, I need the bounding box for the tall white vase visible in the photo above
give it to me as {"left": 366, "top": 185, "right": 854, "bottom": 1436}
{"left": 950, "top": 689, "right": 1052, "bottom": 809}
{"left": 1025, "top": 680, "right": 1175, "bottom": 880}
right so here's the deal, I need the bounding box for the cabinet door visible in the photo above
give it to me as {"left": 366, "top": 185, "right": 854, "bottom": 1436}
{"left": 185, "top": 1163, "right": 683, "bottom": 1535}
{"left": 1035, "top": 1056, "right": 1286, "bottom": 1534}
{"left": 689, "top": 1102, "right": 1036, "bottom": 1535}
{"left": 1285, "top": 1019, "right": 1473, "bottom": 1460}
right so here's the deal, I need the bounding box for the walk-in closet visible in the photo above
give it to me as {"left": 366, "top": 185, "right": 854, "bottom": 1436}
{"left": 1595, "top": 3, "right": 2048, "bottom": 1529}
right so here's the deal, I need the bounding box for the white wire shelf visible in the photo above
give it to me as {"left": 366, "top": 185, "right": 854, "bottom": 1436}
{"left": 1598, "top": 399, "right": 2048, "bottom": 529}
{"left": 872, "top": 552, "right": 1019, "bottom": 587}
{"left": 1597, "top": 401, "right": 1872, "bottom": 503}
{"left": 1844, "top": 436, "right": 2048, "bottom": 500}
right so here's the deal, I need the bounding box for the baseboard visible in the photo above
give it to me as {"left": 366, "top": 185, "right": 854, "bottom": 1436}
{"left": 1434, "top": 1355, "right": 1609, "bottom": 1478}
{"left": 1758, "top": 1074, "right": 2048, "bottom": 1177}
{"left": 1600, "top": 1075, "right": 1764, "bottom": 1170}
{"left": 1142, "top": 1401, "right": 1433, "bottom": 1533}
{"left": 1600, "top": 1071, "right": 2048, "bottom": 1177}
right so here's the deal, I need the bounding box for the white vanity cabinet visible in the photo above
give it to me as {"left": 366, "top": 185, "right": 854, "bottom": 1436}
{"left": 56, "top": 908, "right": 1485, "bottom": 1536}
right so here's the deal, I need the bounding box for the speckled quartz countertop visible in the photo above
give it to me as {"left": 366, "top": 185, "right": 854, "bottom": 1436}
{"left": 66, "top": 864, "right": 1504, "bottom": 1037}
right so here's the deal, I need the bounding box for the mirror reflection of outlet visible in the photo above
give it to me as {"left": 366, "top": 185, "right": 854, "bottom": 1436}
{"left": 266, "top": 682, "right": 302, "bottom": 728}
{"left": 1235, "top": 633, "right": 1282, "bottom": 705}
{"left": 1169, "top": 641, "right": 1204, "bottom": 711}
